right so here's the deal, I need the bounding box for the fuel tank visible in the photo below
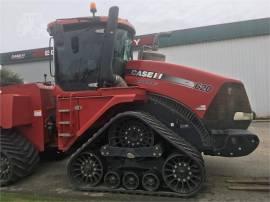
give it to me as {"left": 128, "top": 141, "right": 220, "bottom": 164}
{"left": 125, "top": 60, "right": 253, "bottom": 130}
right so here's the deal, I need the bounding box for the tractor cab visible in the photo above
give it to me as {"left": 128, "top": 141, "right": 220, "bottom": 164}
{"left": 47, "top": 5, "right": 135, "bottom": 91}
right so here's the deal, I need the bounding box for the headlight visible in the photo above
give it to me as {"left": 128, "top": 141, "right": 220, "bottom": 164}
{"left": 233, "top": 112, "right": 254, "bottom": 120}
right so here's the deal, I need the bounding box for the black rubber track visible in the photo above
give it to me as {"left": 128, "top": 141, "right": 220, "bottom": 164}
{"left": 0, "top": 130, "right": 39, "bottom": 186}
{"left": 67, "top": 111, "right": 205, "bottom": 197}
{"left": 148, "top": 94, "right": 212, "bottom": 147}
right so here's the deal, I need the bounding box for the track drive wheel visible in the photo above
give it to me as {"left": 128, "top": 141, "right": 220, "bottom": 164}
{"left": 109, "top": 118, "right": 154, "bottom": 148}
{"left": 68, "top": 151, "right": 104, "bottom": 187}
{"left": 0, "top": 130, "right": 40, "bottom": 186}
{"left": 162, "top": 153, "right": 204, "bottom": 195}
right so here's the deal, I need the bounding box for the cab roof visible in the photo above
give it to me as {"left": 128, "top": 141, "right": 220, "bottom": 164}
{"left": 47, "top": 16, "right": 135, "bottom": 35}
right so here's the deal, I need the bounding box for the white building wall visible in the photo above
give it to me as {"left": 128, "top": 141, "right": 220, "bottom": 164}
{"left": 158, "top": 35, "right": 270, "bottom": 118}
{"left": 3, "top": 60, "right": 53, "bottom": 83}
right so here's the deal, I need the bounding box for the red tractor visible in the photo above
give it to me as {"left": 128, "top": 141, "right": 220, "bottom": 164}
{"left": 0, "top": 4, "right": 259, "bottom": 197}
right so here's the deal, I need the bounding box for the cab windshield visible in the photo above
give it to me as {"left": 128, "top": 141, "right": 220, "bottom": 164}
{"left": 53, "top": 25, "right": 133, "bottom": 91}
{"left": 114, "top": 29, "right": 133, "bottom": 61}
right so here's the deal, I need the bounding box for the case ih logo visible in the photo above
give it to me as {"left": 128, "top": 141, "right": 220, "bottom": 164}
{"left": 10, "top": 53, "right": 26, "bottom": 60}
{"left": 7, "top": 48, "right": 53, "bottom": 63}
{"left": 130, "top": 69, "right": 163, "bottom": 79}
{"left": 127, "top": 68, "right": 212, "bottom": 93}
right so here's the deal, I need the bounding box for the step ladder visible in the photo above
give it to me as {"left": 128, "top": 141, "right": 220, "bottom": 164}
{"left": 57, "top": 96, "right": 75, "bottom": 138}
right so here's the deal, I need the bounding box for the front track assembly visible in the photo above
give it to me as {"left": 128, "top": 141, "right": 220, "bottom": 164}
{"left": 67, "top": 111, "right": 205, "bottom": 197}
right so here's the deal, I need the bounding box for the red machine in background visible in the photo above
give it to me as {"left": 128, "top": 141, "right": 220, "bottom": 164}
{"left": 0, "top": 4, "right": 259, "bottom": 197}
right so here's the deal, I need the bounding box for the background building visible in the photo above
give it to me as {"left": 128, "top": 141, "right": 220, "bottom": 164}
{"left": 1, "top": 18, "right": 269, "bottom": 118}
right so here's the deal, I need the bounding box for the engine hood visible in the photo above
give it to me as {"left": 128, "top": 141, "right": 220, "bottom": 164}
{"left": 125, "top": 60, "right": 245, "bottom": 119}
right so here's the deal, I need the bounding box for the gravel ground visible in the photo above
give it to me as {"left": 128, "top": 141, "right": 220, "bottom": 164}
{"left": 1, "top": 122, "right": 269, "bottom": 202}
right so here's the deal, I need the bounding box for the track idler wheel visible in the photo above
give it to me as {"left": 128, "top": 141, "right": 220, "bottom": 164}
{"left": 104, "top": 171, "right": 121, "bottom": 189}
{"left": 162, "top": 153, "right": 204, "bottom": 195}
{"left": 142, "top": 172, "right": 160, "bottom": 191}
{"left": 68, "top": 152, "right": 103, "bottom": 187}
{"left": 122, "top": 171, "right": 140, "bottom": 190}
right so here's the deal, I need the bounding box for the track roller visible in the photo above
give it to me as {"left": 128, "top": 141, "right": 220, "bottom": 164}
{"left": 122, "top": 171, "right": 140, "bottom": 190}
{"left": 104, "top": 171, "right": 121, "bottom": 189}
{"left": 142, "top": 171, "right": 160, "bottom": 191}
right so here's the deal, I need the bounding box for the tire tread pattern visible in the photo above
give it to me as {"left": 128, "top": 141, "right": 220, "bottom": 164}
{"left": 0, "top": 130, "right": 39, "bottom": 186}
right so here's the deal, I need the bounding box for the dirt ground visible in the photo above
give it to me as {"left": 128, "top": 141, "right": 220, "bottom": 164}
{"left": 1, "top": 122, "right": 269, "bottom": 202}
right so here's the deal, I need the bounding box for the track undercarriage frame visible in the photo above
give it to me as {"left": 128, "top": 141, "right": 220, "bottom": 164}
{"left": 67, "top": 111, "right": 206, "bottom": 197}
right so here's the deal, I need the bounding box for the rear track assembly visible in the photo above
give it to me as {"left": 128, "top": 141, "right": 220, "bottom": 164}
{"left": 0, "top": 130, "right": 39, "bottom": 186}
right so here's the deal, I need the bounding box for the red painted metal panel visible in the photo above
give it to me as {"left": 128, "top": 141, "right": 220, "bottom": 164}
{"left": 0, "top": 83, "right": 55, "bottom": 151}
{"left": 0, "top": 95, "right": 32, "bottom": 128}
{"left": 125, "top": 60, "right": 240, "bottom": 118}
{"left": 0, "top": 58, "right": 241, "bottom": 153}
{"left": 48, "top": 16, "right": 135, "bottom": 34}
{"left": 56, "top": 87, "right": 146, "bottom": 151}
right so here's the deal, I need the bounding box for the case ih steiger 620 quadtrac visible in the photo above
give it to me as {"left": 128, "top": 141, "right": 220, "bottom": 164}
{"left": 0, "top": 4, "right": 259, "bottom": 197}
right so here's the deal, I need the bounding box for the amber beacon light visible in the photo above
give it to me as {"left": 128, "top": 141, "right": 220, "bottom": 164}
{"left": 90, "top": 2, "right": 97, "bottom": 16}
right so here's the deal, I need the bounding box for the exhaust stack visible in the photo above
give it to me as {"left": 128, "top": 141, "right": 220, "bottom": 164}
{"left": 99, "top": 6, "right": 119, "bottom": 86}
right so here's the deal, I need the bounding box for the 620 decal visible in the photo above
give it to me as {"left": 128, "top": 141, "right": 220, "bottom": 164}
{"left": 194, "top": 83, "right": 212, "bottom": 92}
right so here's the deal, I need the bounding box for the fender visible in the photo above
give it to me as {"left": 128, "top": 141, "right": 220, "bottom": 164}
{"left": 143, "top": 94, "right": 212, "bottom": 150}
{"left": 56, "top": 87, "right": 146, "bottom": 151}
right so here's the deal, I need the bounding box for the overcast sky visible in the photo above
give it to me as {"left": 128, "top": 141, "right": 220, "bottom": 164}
{"left": 0, "top": 0, "right": 269, "bottom": 53}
